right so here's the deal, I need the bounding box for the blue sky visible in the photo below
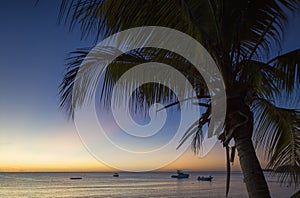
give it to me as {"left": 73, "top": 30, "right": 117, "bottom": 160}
{"left": 0, "top": 1, "right": 98, "bottom": 171}
{"left": 0, "top": 0, "right": 299, "bottom": 172}
{"left": 0, "top": 1, "right": 79, "bottom": 123}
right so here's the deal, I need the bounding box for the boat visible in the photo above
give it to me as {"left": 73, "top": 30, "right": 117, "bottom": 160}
{"left": 113, "top": 173, "right": 119, "bottom": 177}
{"left": 70, "top": 177, "right": 82, "bottom": 180}
{"left": 171, "top": 170, "right": 189, "bottom": 179}
{"left": 197, "top": 176, "right": 213, "bottom": 181}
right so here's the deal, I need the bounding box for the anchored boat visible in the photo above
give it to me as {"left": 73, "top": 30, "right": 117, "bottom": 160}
{"left": 197, "top": 176, "right": 213, "bottom": 181}
{"left": 171, "top": 170, "right": 189, "bottom": 179}
{"left": 113, "top": 173, "right": 119, "bottom": 177}
{"left": 70, "top": 177, "right": 82, "bottom": 180}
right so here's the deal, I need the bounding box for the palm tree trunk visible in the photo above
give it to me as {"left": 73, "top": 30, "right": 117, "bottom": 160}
{"left": 232, "top": 104, "right": 271, "bottom": 198}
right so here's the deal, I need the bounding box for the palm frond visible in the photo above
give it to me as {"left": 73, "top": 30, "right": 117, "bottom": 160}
{"left": 239, "top": 60, "right": 285, "bottom": 99}
{"left": 59, "top": 45, "right": 209, "bottom": 118}
{"left": 59, "top": 0, "right": 202, "bottom": 42}
{"left": 59, "top": 45, "right": 128, "bottom": 117}
{"left": 236, "top": 0, "right": 299, "bottom": 59}
{"left": 177, "top": 106, "right": 211, "bottom": 154}
{"left": 252, "top": 98, "right": 300, "bottom": 185}
{"left": 59, "top": 47, "right": 90, "bottom": 118}
{"left": 268, "top": 49, "right": 300, "bottom": 93}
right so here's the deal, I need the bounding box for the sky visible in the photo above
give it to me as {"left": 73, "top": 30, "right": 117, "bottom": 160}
{"left": 0, "top": 0, "right": 299, "bottom": 172}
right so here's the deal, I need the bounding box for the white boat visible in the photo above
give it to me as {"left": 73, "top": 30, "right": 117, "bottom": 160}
{"left": 171, "top": 170, "right": 189, "bottom": 179}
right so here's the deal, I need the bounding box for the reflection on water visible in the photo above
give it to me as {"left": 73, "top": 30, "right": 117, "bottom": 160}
{"left": 0, "top": 172, "right": 296, "bottom": 197}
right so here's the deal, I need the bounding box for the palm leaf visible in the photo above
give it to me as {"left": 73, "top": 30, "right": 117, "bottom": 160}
{"left": 239, "top": 60, "right": 285, "bottom": 99}
{"left": 268, "top": 49, "right": 300, "bottom": 93}
{"left": 252, "top": 98, "right": 300, "bottom": 186}
{"left": 59, "top": 48, "right": 89, "bottom": 118}
{"left": 59, "top": 0, "right": 201, "bottom": 41}
{"left": 59, "top": 45, "right": 209, "bottom": 117}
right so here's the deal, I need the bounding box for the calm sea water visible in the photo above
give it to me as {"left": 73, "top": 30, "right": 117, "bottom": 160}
{"left": 0, "top": 171, "right": 297, "bottom": 198}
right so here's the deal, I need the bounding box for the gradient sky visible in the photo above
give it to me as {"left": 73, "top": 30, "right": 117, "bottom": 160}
{"left": 0, "top": 1, "right": 299, "bottom": 172}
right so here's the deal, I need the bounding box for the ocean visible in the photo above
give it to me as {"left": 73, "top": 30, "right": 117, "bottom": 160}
{"left": 0, "top": 171, "right": 297, "bottom": 197}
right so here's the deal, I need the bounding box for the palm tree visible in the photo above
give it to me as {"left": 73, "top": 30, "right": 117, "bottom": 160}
{"left": 58, "top": 0, "right": 300, "bottom": 197}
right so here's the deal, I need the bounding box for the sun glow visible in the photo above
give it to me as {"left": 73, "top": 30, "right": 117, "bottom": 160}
{"left": 0, "top": 123, "right": 237, "bottom": 172}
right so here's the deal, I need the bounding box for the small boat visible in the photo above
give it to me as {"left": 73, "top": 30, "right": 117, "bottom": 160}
{"left": 171, "top": 170, "right": 189, "bottom": 179}
{"left": 113, "top": 173, "right": 119, "bottom": 177}
{"left": 197, "top": 176, "right": 213, "bottom": 181}
{"left": 70, "top": 177, "right": 82, "bottom": 180}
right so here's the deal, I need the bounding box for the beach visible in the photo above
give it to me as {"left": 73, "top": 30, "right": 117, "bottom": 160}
{"left": 0, "top": 171, "right": 297, "bottom": 197}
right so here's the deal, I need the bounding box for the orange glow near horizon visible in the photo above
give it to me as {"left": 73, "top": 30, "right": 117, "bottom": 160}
{"left": 0, "top": 150, "right": 231, "bottom": 173}
{"left": 0, "top": 129, "right": 241, "bottom": 173}
{"left": 1, "top": 124, "right": 269, "bottom": 172}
